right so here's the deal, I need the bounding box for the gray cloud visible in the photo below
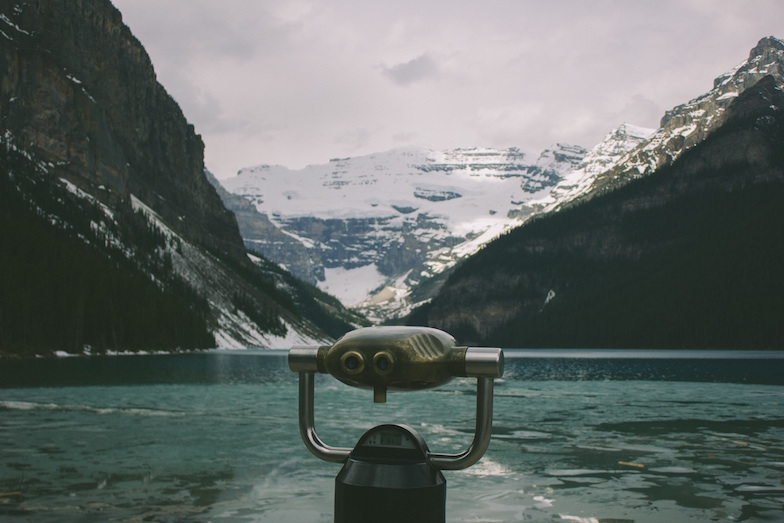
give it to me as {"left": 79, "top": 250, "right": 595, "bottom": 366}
{"left": 382, "top": 54, "right": 439, "bottom": 86}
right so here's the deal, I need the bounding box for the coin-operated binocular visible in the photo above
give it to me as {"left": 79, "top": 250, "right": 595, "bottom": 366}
{"left": 289, "top": 326, "right": 504, "bottom": 523}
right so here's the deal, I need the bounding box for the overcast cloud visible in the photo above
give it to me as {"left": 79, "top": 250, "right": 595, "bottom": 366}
{"left": 111, "top": 0, "right": 784, "bottom": 179}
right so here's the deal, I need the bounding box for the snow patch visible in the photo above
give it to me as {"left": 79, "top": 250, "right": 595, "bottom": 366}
{"left": 212, "top": 316, "right": 323, "bottom": 350}
{"left": 319, "top": 264, "right": 387, "bottom": 307}
{"left": 0, "top": 12, "right": 29, "bottom": 35}
{"left": 130, "top": 194, "right": 178, "bottom": 241}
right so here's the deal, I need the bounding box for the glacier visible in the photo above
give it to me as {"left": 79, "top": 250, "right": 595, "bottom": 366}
{"left": 219, "top": 136, "right": 654, "bottom": 322}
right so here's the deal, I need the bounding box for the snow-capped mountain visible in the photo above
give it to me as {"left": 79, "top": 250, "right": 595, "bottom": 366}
{"left": 220, "top": 145, "right": 586, "bottom": 320}
{"left": 218, "top": 131, "right": 655, "bottom": 321}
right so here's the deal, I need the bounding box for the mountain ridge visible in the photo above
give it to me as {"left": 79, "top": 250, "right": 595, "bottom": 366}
{"left": 570, "top": 36, "right": 784, "bottom": 205}
{"left": 219, "top": 143, "right": 637, "bottom": 320}
{"left": 214, "top": 36, "right": 784, "bottom": 326}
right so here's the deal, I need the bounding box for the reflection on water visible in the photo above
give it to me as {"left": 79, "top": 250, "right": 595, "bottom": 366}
{"left": 0, "top": 350, "right": 782, "bottom": 522}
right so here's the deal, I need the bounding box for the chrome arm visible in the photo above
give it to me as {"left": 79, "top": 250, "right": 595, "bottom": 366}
{"left": 298, "top": 371, "right": 352, "bottom": 463}
{"left": 427, "top": 347, "right": 503, "bottom": 470}
{"left": 428, "top": 376, "right": 495, "bottom": 470}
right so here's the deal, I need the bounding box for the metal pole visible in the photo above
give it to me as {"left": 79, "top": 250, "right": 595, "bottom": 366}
{"left": 428, "top": 376, "right": 494, "bottom": 470}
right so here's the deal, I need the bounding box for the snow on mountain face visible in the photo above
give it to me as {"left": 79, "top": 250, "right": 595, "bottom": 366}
{"left": 227, "top": 147, "right": 579, "bottom": 221}
{"left": 532, "top": 123, "right": 656, "bottom": 212}
{"left": 221, "top": 145, "right": 585, "bottom": 319}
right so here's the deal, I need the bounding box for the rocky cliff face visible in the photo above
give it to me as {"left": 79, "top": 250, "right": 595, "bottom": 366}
{"left": 1, "top": 0, "right": 241, "bottom": 258}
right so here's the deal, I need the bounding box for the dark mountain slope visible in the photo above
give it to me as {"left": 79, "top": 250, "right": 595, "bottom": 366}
{"left": 408, "top": 76, "right": 784, "bottom": 349}
{"left": 0, "top": 0, "right": 359, "bottom": 354}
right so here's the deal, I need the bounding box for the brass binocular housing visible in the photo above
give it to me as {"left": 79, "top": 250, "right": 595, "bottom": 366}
{"left": 290, "top": 326, "right": 504, "bottom": 403}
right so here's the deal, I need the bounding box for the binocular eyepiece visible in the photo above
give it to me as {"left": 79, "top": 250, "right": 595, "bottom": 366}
{"left": 290, "top": 326, "right": 503, "bottom": 403}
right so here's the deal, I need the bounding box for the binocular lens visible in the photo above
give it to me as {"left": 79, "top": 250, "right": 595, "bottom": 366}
{"left": 372, "top": 351, "right": 395, "bottom": 376}
{"left": 340, "top": 351, "right": 365, "bottom": 375}
{"left": 375, "top": 356, "right": 390, "bottom": 371}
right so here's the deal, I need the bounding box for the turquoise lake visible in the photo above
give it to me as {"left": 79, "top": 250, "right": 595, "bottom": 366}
{"left": 1, "top": 350, "right": 783, "bottom": 522}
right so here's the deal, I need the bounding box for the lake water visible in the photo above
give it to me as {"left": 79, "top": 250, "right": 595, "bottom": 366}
{"left": 1, "top": 350, "right": 783, "bottom": 522}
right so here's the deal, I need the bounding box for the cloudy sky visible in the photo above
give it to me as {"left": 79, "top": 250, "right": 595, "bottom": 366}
{"left": 112, "top": 0, "right": 784, "bottom": 179}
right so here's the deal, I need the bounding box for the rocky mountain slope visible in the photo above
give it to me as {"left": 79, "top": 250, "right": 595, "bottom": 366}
{"left": 217, "top": 130, "right": 659, "bottom": 321}
{"left": 0, "top": 0, "right": 358, "bottom": 354}
{"left": 531, "top": 123, "right": 655, "bottom": 212}
{"left": 561, "top": 36, "right": 784, "bottom": 205}
{"left": 408, "top": 74, "right": 784, "bottom": 349}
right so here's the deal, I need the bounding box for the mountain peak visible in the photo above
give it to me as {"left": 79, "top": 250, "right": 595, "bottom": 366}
{"left": 749, "top": 36, "right": 784, "bottom": 60}
{"left": 714, "top": 35, "right": 784, "bottom": 92}
{"left": 588, "top": 35, "right": 784, "bottom": 189}
{"left": 614, "top": 123, "right": 657, "bottom": 141}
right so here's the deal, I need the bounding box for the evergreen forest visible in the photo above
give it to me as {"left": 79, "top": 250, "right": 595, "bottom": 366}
{"left": 0, "top": 147, "right": 215, "bottom": 356}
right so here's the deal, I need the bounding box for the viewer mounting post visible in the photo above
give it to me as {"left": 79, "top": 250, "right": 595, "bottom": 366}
{"left": 289, "top": 326, "right": 504, "bottom": 523}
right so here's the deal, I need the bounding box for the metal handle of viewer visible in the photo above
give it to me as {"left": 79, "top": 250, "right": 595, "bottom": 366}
{"left": 288, "top": 341, "right": 504, "bottom": 470}
{"left": 291, "top": 346, "right": 352, "bottom": 463}
{"left": 428, "top": 348, "right": 501, "bottom": 470}
{"left": 298, "top": 371, "right": 353, "bottom": 463}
